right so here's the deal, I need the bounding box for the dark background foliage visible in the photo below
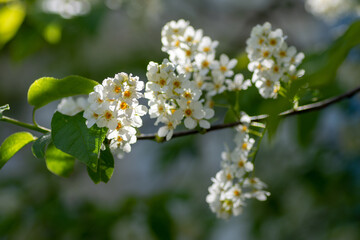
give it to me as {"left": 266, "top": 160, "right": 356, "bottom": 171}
{"left": 0, "top": 0, "right": 360, "bottom": 239}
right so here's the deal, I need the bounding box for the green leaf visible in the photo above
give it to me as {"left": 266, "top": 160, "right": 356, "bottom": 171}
{"left": 31, "top": 133, "right": 52, "bottom": 159}
{"left": 0, "top": 104, "right": 10, "bottom": 118}
{"left": 0, "top": 132, "right": 36, "bottom": 169}
{"left": 290, "top": 20, "right": 360, "bottom": 98}
{"left": 147, "top": 194, "right": 175, "bottom": 240}
{"left": 45, "top": 144, "right": 75, "bottom": 177}
{"left": 27, "top": 75, "right": 98, "bottom": 109}
{"left": 297, "top": 111, "right": 320, "bottom": 147}
{"left": 51, "top": 111, "right": 107, "bottom": 171}
{"left": 224, "top": 108, "right": 238, "bottom": 124}
{"left": 266, "top": 115, "right": 281, "bottom": 142}
{"left": 87, "top": 146, "right": 114, "bottom": 184}
{"left": 0, "top": 2, "right": 25, "bottom": 49}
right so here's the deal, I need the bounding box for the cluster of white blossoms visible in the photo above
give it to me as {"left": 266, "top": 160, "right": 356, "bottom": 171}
{"left": 206, "top": 114, "right": 270, "bottom": 219}
{"left": 305, "top": 0, "right": 358, "bottom": 21}
{"left": 246, "top": 22, "right": 305, "bottom": 99}
{"left": 57, "top": 72, "right": 147, "bottom": 154}
{"left": 83, "top": 73, "right": 147, "bottom": 153}
{"left": 145, "top": 20, "right": 251, "bottom": 140}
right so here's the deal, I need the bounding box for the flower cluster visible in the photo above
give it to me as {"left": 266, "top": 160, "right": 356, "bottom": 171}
{"left": 246, "top": 22, "right": 305, "bottom": 99}
{"left": 57, "top": 73, "right": 147, "bottom": 154}
{"left": 145, "top": 19, "right": 251, "bottom": 140}
{"left": 206, "top": 114, "right": 270, "bottom": 219}
{"left": 82, "top": 72, "right": 147, "bottom": 153}
{"left": 305, "top": 0, "right": 357, "bottom": 21}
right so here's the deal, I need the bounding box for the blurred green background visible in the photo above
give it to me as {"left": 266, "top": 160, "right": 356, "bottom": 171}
{"left": 0, "top": 0, "right": 360, "bottom": 239}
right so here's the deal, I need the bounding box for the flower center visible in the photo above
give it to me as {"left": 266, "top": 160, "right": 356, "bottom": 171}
{"left": 269, "top": 39, "right": 277, "bottom": 46}
{"left": 265, "top": 79, "right": 272, "bottom": 87}
{"left": 273, "top": 65, "right": 279, "bottom": 73}
{"left": 114, "top": 86, "right": 121, "bottom": 93}
{"left": 116, "top": 122, "right": 122, "bottom": 130}
{"left": 185, "top": 109, "right": 192, "bottom": 117}
{"left": 159, "top": 78, "right": 166, "bottom": 87}
{"left": 279, "top": 50, "right": 286, "bottom": 57}
{"left": 234, "top": 190, "right": 241, "bottom": 196}
{"left": 262, "top": 51, "right": 270, "bottom": 58}
{"left": 242, "top": 143, "right": 248, "bottom": 150}
{"left": 123, "top": 90, "right": 131, "bottom": 98}
{"left": 238, "top": 160, "right": 245, "bottom": 167}
{"left": 120, "top": 102, "right": 128, "bottom": 110}
{"left": 104, "top": 111, "right": 113, "bottom": 120}
{"left": 184, "top": 92, "right": 192, "bottom": 99}
{"left": 173, "top": 80, "right": 181, "bottom": 88}
{"left": 220, "top": 66, "right": 227, "bottom": 72}
{"left": 203, "top": 46, "right": 210, "bottom": 52}
{"left": 202, "top": 60, "right": 209, "bottom": 68}
{"left": 226, "top": 173, "right": 232, "bottom": 180}
{"left": 117, "top": 136, "right": 123, "bottom": 142}
{"left": 242, "top": 125, "right": 247, "bottom": 132}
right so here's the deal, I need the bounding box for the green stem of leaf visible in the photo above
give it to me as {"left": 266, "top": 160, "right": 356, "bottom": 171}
{"left": 32, "top": 108, "right": 38, "bottom": 127}
{"left": 0, "top": 116, "right": 50, "bottom": 134}
{"left": 250, "top": 125, "right": 267, "bottom": 165}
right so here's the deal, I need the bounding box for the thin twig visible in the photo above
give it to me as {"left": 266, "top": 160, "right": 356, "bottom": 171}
{"left": 0, "top": 116, "right": 50, "bottom": 134}
{"left": 137, "top": 85, "right": 360, "bottom": 141}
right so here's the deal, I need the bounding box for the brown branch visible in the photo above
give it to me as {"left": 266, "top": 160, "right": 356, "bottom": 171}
{"left": 137, "top": 85, "right": 360, "bottom": 141}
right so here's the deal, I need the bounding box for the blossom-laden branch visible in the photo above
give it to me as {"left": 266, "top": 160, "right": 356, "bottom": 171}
{"left": 137, "top": 85, "right": 360, "bottom": 141}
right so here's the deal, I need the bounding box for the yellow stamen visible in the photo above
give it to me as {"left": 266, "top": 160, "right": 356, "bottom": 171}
{"left": 123, "top": 90, "right": 131, "bottom": 98}
{"left": 114, "top": 86, "right": 121, "bottom": 93}
{"left": 120, "top": 102, "right": 128, "bottom": 110}
{"left": 265, "top": 79, "right": 272, "bottom": 87}
{"left": 269, "top": 39, "right": 277, "bottom": 46}
{"left": 104, "top": 111, "right": 113, "bottom": 120}
{"left": 220, "top": 66, "right": 227, "bottom": 72}
{"left": 242, "top": 143, "right": 248, "bottom": 150}
{"left": 203, "top": 46, "right": 210, "bottom": 52}
{"left": 202, "top": 60, "right": 209, "bottom": 68}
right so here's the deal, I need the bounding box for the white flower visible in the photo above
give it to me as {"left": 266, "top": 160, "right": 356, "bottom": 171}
{"left": 230, "top": 150, "right": 254, "bottom": 178}
{"left": 226, "top": 73, "right": 251, "bottom": 91}
{"left": 157, "top": 111, "right": 183, "bottom": 141}
{"left": 176, "top": 99, "right": 205, "bottom": 129}
{"left": 254, "top": 76, "right": 280, "bottom": 99}
{"left": 198, "top": 36, "right": 218, "bottom": 55}
{"left": 57, "top": 97, "right": 88, "bottom": 116}
{"left": 212, "top": 54, "right": 237, "bottom": 77}
{"left": 305, "top": 0, "right": 355, "bottom": 21}
{"left": 234, "top": 134, "right": 255, "bottom": 154}
{"left": 194, "top": 53, "right": 215, "bottom": 76}
{"left": 243, "top": 177, "right": 268, "bottom": 190}
{"left": 205, "top": 73, "right": 227, "bottom": 97}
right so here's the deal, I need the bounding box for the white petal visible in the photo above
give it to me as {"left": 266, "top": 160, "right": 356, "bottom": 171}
{"left": 199, "top": 120, "right": 210, "bottom": 129}
{"left": 184, "top": 117, "right": 197, "bottom": 129}
{"left": 158, "top": 126, "right": 169, "bottom": 137}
